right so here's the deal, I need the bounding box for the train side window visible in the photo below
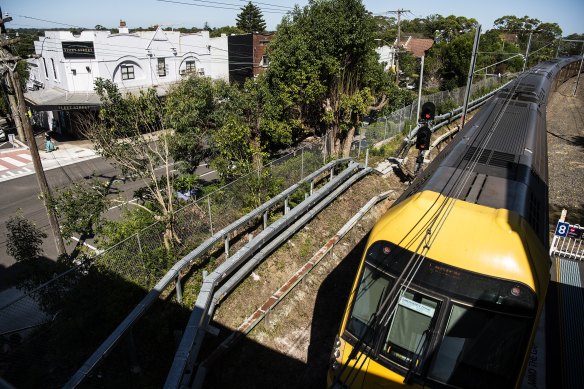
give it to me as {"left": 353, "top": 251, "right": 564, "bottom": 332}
{"left": 428, "top": 304, "right": 531, "bottom": 388}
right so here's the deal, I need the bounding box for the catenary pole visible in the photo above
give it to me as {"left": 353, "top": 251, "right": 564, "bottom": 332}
{"left": 461, "top": 24, "right": 481, "bottom": 129}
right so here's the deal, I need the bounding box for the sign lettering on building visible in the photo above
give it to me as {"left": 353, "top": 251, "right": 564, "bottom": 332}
{"left": 62, "top": 41, "right": 95, "bottom": 59}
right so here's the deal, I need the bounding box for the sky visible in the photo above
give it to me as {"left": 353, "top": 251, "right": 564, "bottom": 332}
{"left": 2, "top": 0, "right": 583, "bottom": 36}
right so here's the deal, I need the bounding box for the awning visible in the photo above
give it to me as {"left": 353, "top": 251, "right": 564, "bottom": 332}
{"left": 25, "top": 83, "right": 177, "bottom": 111}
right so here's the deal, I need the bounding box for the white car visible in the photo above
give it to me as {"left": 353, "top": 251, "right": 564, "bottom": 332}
{"left": 0, "top": 129, "right": 7, "bottom": 142}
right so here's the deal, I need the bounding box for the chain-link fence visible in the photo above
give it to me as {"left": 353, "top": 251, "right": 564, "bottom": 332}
{"left": 348, "top": 76, "right": 508, "bottom": 159}
{"left": 0, "top": 146, "right": 326, "bottom": 387}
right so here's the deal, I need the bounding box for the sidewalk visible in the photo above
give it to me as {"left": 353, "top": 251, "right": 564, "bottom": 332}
{"left": 0, "top": 135, "right": 98, "bottom": 183}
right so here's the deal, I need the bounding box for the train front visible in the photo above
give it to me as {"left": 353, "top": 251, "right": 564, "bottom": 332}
{"left": 328, "top": 190, "right": 549, "bottom": 388}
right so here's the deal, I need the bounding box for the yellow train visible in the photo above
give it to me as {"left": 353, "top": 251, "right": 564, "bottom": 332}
{"left": 328, "top": 56, "right": 581, "bottom": 388}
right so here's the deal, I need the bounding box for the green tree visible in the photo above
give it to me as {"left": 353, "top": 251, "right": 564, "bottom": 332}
{"left": 494, "top": 16, "right": 562, "bottom": 66}
{"left": 6, "top": 210, "right": 47, "bottom": 262}
{"left": 265, "top": 0, "right": 391, "bottom": 157}
{"left": 236, "top": 2, "right": 267, "bottom": 33}
{"left": 49, "top": 179, "right": 111, "bottom": 242}
{"left": 81, "top": 78, "right": 182, "bottom": 251}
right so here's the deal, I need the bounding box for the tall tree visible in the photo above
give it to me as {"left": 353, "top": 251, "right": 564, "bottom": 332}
{"left": 265, "top": 0, "right": 391, "bottom": 157}
{"left": 236, "top": 2, "right": 267, "bottom": 33}
{"left": 81, "top": 79, "right": 181, "bottom": 251}
{"left": 6, "top": 210, "right": 47, "bottom": 262}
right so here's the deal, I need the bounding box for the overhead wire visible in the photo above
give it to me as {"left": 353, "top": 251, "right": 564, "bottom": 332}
{"left": 334, "top": 67, "right": 533, "bottom": 388}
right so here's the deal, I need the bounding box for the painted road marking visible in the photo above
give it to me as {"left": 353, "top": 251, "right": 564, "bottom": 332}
{"left": 2, "top": 157, "right": 27, "bottom": 167}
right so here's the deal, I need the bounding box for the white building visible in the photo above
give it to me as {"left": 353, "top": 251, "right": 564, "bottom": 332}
{"left": 25, "top": 21, "right": 229, "bottom": 135}
{"left": 375, "top": 45, "right": 397, "bottom": 72}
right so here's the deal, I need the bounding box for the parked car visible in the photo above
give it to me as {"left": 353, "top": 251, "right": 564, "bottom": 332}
{"left": 0, "top": 128, "right": 7, "bottom": 142}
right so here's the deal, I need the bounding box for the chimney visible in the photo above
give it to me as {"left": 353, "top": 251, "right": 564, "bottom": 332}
{"left": 119, "top": 19, "right": 129, "bottom": 34}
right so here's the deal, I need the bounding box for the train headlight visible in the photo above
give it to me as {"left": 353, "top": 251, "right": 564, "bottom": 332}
{"left": 330, "top": 335, "right": 343, "bottom": 372}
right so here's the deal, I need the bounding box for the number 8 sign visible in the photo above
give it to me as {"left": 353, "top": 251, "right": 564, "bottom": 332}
{"left": 554, "top": 222, "right": 570, "bottom": 237}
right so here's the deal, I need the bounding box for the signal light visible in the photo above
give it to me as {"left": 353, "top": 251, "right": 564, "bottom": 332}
{"left": 420, "top": 102, "right": 436, "bottom": 121}
{"left": 416, "top": 126, "right": 432, "bottom": 150}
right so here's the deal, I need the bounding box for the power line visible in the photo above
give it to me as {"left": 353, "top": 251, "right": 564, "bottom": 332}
{"left": 156, "top": 0, "right": 287, "bottom": 14}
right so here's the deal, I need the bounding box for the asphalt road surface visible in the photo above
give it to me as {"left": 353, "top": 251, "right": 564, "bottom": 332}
{"left": 0, "top": 154, "right": 215, "bottom": 278}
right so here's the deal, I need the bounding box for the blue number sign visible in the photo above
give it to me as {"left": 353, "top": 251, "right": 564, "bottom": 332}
{"left": 554, "top": 222, "right": 570, "bottom": 237}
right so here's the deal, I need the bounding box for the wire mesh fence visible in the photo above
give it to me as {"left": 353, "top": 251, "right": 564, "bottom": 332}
{"left": 348, "top": 76, "right": 508, "bottom": 159}
{"left": 0, "top": 145, "right": 325, "bottom": 386}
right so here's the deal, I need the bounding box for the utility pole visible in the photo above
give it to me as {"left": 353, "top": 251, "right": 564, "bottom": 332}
{"left": 523, "top": 31, "right": 533, "bottom": 72}
{"left": 0, "top": 12, "right": 67, "bottom": 256}
{"left": 387, "top": 9, "right": 410, "bottom": 84}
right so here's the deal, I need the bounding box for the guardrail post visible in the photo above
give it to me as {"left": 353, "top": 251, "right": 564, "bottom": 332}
{"left": 263, "top": 211, "right": 268, "bottom": 229}
{"left": 203, "top": 270, "right": 208, "bottom": 280}
{"left": 310, "top": 181, "right": 314, "bottom": 196}
{"left": 127, "top": 329, "right": 141, "bottom": 374}
{"left": 330, "top": 168, "right": 334, "bottom": 180}
{"left": 285, "top": 197, "right": 289, "bottom": 215}
{"left": 176, "top": 274, "right": 183, "bottom": 303}
{"left": 224, "top": 234, "right": 229, "bottom": 258}
{"left": 365, "top": 149, "right": 369, "bottom": 168}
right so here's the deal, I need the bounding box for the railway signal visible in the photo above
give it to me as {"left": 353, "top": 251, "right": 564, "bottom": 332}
{"left": 416, "top": 126, "right": 432, "bottom": 150}
{"left": 420, "top": 102, "right": 436, "bottom": 121}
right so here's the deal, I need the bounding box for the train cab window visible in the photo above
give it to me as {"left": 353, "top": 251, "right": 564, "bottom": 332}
{"left": 346, "top": 266, "right": 393, "bottom": 343}
{"left": 381, "top": 290, "right": 439, "bottom": 367}
{"left": 428, "top": 304, "right": 531, "bottom": 388}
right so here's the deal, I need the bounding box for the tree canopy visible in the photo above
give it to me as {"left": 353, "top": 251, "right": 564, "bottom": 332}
{"left": 236, "top": 2, "right": 267, "bottom": 33}
{"left": 265, "top": 0, "right": 391, "bottom": 156}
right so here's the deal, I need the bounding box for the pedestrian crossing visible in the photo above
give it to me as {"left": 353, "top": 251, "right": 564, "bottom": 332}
{"left": 0, "top": 152, "right": 34, "bottom": 179}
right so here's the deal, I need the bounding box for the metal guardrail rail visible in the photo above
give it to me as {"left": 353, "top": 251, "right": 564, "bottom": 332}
{"left": 191, "top": 189, "right": 395, "bottom": 388}
{"left": 165, "top": 162, "right": 371, "bottom": 388}
{"left": 65, "top": 158, "right": 356, "bottom": 388}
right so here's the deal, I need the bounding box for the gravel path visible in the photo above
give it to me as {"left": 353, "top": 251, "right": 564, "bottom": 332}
{"left": 547, "top": 76, "right": 584, "bottom": 227}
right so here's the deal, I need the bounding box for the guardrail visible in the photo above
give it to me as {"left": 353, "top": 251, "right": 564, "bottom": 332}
{"left": 166, "top": 162, "right": 371, "bottom": 388}
{"left": 65, "top": 158, "right": 359, "bottom": 388}
{"left": 190, "top": 189, "right": 395, "bottom": 388}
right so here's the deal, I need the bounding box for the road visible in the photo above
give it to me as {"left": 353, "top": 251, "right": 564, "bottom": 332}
{"left": 0, "top": 152, "right": 215, "bottom": 278}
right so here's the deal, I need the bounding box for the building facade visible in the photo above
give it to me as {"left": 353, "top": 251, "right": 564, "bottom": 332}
{"left": 25, "top": 21, "right": 229, "bottom": 135}
{"left": 227, "top": 32, "right": 273, "bottom": 85}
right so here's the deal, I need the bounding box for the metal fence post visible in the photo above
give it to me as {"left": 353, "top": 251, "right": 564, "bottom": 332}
{"left": 207, "top": 196, "right": 214, "bottom": 236}
{"left": 224, "top": 234, "right": 230, "bottom": 258}
{"left": 301, "top": 147, "right": 304, "bottom": 180}
{"left": 310, "top": 181, "right": 314, "bottom": 196}
{"left": 137, "top": 232, "right": 142, "bottom": 254}
{"left": 365, "top": 149, "right": 369, "bottom": 168}
{"left": 263, "top": 211, "right": 268, "bottom": 229}
{"left": 285, "top": 197, "right": 289, "bottom": 215}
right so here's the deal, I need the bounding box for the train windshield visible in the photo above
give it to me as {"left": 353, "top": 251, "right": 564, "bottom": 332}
{"left": 346, "top": 264, "right": 440, "bottom": 367}
{"left": 346, "top": 266, "right": 392, "bottom": 344}
{"left": 428, "top": 304, "right": 531, "bottom": 388}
